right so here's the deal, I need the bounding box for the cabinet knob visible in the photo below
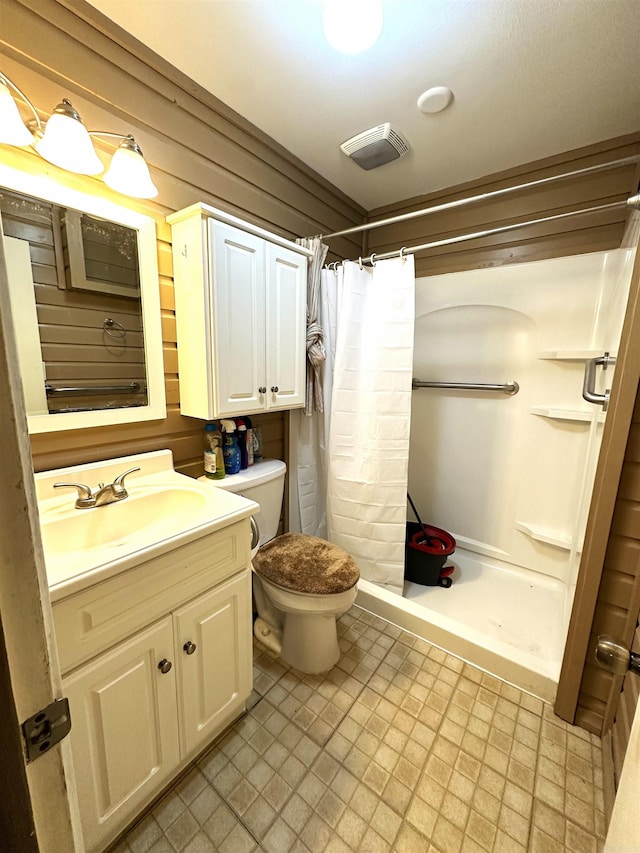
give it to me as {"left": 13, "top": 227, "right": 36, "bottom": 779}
{"left": 258, "top": 387, "right": 266, "bottom": 394}
{"left": 157, "top": 659, "right": 173, "bottom": 674}
{"left": 183, "top": 641, "right": 197, "bottom": 655}
{"left": 271, "top": 386, "right": 279, "bottom": 393}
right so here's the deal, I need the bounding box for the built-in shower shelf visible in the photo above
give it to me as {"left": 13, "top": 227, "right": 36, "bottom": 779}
{"left": 515, "top": 521, "right": 572, "bottom": 550}
{"left": 537, "top": 350, "right": 601, "bottom": 361}
{"left": 530, "top": 405, "right": 604, "bottom": 423}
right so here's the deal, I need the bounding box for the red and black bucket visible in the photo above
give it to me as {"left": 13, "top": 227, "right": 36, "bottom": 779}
{"left": 404, "top": 521, "right": 456, "bottom": 588}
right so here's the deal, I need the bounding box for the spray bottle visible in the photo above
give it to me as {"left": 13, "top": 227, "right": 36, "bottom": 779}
{"left": 236, "top": 418, "right": 249, "bottom": 470}
{"left": 220, "top": 419, "right": 241, "bottom": 474}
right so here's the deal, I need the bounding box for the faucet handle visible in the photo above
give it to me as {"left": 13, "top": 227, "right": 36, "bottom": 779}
{"left": 112, "top": 466, "right": 140, "bottom": 495}
{"left": 53, "top": 481, "right": 95, "bottom": 509}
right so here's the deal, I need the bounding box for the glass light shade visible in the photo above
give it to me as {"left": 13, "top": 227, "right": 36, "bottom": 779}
{"left": 36, "top": 100, "right": 103, "bottom": 175}
{"left": 323, "top": 0, "right": 383, "bottom": 54}
{"left": 0, "top": 81, "right": 34, "bottom": 146}
{"left": 103, "top": 139, "right": 158, "bottom": 199}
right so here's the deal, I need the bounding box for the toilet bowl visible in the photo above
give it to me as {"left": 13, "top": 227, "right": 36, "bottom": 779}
{"left": 199, "top": 459, "right": 358, "bottom": 673}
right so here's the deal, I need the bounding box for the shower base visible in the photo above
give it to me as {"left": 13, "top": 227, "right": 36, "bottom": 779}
{"left": 356, "top": 547, "right": 566, "bottom": 702}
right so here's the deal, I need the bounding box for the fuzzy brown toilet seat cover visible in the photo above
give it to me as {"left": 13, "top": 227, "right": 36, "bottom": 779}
{"left": 253, "top": 533, "right": 360, "bottom": 595}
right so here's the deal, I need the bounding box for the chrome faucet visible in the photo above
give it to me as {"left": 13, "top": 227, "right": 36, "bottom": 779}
{"left": 53, "top": 467, "right": 140, "bottom": 509}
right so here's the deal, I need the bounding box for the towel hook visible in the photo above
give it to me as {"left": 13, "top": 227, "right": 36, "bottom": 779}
{"left": 103, "top": 317, "right": 126, "bottom": 339}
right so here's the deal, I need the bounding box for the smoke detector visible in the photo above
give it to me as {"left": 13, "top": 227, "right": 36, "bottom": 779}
{"left": 340, "top": 123, "right": 409, "bottom": 170}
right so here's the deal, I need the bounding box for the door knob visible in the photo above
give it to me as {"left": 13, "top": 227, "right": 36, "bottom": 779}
{"left": 271, "top": 386, "right": 279, "bottom": 393}
{"left": 157, "top": 659, "right": 173, "bottom": 674}
{"left": 258, "top": 387, "right": 266, "bottom": 394}
{"left": 183, "top": 641, "right": 197, "bottom": 655}
{"left": 595, "top": 635, "right": 640, "bottom": 675}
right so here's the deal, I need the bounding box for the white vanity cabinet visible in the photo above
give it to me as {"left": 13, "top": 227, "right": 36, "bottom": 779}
{"left": 53, "top": 521, "right": 253, "bottom": 852}
{"left": 167, "top": 203, "right": 310, "bottom": 419}
{"left": 63, "top": 617, "right": 180, "bottom": 852}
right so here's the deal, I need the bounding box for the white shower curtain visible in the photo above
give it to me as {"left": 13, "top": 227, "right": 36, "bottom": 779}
{"left": 327, "top": 256, "right": 415, "bottom": 593}
{"left": 290, "top": 265, "right": 340, "bottom": 538}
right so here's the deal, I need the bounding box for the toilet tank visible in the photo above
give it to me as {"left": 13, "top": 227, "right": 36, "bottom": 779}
{"left": 198, "top": 459, "right": 286, "bottom": 545}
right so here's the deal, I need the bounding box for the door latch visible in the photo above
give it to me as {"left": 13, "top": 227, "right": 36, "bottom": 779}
{"left": 21, "top": 698, "right": 72, "bottom": 762}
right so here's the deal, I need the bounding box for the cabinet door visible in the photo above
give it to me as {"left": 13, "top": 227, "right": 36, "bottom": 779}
{"left": 174, "top": 570, "right": 252, "bottom": 756}
{"left": 266, "top": 243, "right": 307, "bottom": 411}
{"left": 211, "top": 221, "right": 266, "bottom": 416}
{"left": 64, "top": 618, "right": 179, "bottom": 852}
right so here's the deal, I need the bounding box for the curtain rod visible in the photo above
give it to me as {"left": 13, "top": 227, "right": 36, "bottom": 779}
{"left": 321, "top": 155, "right": 640, "bottom": 240}
{"left": 334, "top": 197, "right": 640, "bottom": 266}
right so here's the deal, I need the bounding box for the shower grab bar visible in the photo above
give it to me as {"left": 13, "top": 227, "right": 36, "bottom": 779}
{"left": 412, "top": 379, "right": 519, "bottom": 395}
{"left": 45, "top": 382, "right": 144, "bottom": 396}
{"left": 582, "top": 352, "right": 615, "bottom": 410}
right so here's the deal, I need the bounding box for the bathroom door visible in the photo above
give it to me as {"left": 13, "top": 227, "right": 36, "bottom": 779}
{"left": 0, "top": 235, "right": 82, "bottom": 848}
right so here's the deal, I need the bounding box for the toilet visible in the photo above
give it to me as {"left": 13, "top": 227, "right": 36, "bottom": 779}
{"left": 199, "top": 459, "right": 359, "bottom": 673}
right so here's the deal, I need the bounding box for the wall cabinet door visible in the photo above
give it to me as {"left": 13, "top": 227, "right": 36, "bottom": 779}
{"left": 266, "top": 243, "right": 307, "bottom": 411}
{"left": 64, "top": 618, "right": 179, "bottom": 852}
{"left": 170, "top": 204, "right": 309, "bottom": 419}
{"left": 174, "top": 570, "right": 252, "bottom": 756}
{"left": 211, "top": 222, "right": 266, "bottom": 417}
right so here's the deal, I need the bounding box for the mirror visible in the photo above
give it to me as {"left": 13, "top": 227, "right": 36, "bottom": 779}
{"left": 0, "top": 163, "right": 166, "bottom": 433}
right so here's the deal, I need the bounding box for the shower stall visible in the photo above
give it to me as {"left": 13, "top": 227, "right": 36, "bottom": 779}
{"left": 357, "top": 231, "right": 638, "bottom": 700}
{"left": 292, "top": 158, "right": 640, "bottom": 701}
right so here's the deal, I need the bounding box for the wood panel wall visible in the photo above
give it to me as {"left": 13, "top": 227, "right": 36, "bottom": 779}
{"left": 0, "top": 0, "right": 365, "bottom": 478}
{"left": 366, "top": 134, "right": 640, "bottom": 277}
{"left": 611, "top": 623, "right": 640, "bottom": 786}
{"left": 574, "top": 389, "right": 640, "bottom": 736}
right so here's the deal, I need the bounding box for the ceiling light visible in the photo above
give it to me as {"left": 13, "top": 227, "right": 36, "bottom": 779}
{"left": 0, "top": 77, "right": 34, "bottom": 146}
{"left": 0, "top": 70, "right": 157, "bottom": 199}
{"left": 323, "top": 0, "right": 383, "bottom": 54}
{"left": 35, "top": 99, "right": 103, "bottom": 175}
{"left": 103, "top": 135, "right": 158, "bottom": 199}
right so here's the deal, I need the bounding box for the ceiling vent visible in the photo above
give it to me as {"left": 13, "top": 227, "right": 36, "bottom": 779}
{"left": 340, "top": 123, "right": 409, "bottom": 170}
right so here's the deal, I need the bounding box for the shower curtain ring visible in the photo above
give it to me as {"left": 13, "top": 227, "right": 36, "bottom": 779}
{"left": 370, "top": 253, "right": 377, "bottom": 266}
{"left": 399, "top": 247, "right": 407, "bottom": 264}
{"left": 358, "top": 257, "right": 364, "bottom": 270}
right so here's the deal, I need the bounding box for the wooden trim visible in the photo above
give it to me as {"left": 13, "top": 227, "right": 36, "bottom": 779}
{"left": 555, "top": 234, "right": 640, "bottom": 724}
{"left": 0, "top": 616, "right": 38, "bottom": 851}
{"left": 601, "top": 729, "right": 616, "bottom": 823}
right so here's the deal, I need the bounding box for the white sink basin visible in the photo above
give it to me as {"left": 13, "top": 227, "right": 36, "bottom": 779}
{"left": 35, "top": 450, "right": 258, "bottom": 598}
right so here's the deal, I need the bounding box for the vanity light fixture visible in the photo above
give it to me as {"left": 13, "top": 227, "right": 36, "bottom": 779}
{"left": 100, "top": 133, "right": 158, "bottom": 199}
{"left": 0, "top": 70, "right": 158, "bottom": 199}
{"left": 35, "top": 98, "right": 104, "bottom": 175}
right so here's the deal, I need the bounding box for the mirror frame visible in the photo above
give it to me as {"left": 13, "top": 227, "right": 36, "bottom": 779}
{"left": 0, "top": 163, "right": 166, "bottom": 433}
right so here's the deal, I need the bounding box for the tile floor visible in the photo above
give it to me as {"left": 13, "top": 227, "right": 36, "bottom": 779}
{"left": 112, "top": 606, "right": 607, "bottom": 853}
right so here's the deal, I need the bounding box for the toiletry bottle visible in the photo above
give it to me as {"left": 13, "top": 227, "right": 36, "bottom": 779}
{"left": 253, "top": 425, "right": 263, "bottom": 463}
{"left": 245, "top": 416, "right": 254, "bottom": 466}
{"left": 220, "top": 419, "right": 241, "bottom": 474}
{"left": 236, "top": 418, "right": 249, "bottom": 469}
{"left": 204, "top": 423, "right": 225, "bottom": 479}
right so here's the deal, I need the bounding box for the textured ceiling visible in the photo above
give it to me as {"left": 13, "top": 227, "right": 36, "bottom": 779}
{"left": 86, "top": 0, "right": 640, "bottom": 210}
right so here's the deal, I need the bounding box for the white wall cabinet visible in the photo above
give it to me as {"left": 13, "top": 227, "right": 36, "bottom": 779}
{"left": 168, "top": 203, "right": 310, "bottom": 419}
{"left": 55, "top": 524, "right": 253, "bottom": 852}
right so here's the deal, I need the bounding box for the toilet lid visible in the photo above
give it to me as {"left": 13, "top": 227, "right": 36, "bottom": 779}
{"left": 253, "top": 533, "right": 360, "bottom": 595}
